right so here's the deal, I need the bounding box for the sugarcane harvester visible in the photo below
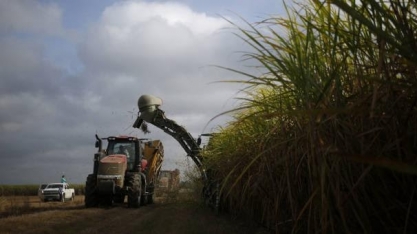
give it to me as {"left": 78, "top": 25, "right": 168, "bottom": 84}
{"left": 133, "top": 95, "right": 219, "bottom": 209}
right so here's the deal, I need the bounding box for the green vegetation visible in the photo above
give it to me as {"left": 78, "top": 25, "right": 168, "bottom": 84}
{"left": 0, "top": 185, "right": 39, "bottom": 196}
{"left": 204, "top": 0, "right": 417, "bottom": 233}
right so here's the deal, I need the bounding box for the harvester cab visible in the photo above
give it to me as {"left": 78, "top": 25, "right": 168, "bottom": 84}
{"left": 85, "top": 135, "right": 164, "bottom": 208}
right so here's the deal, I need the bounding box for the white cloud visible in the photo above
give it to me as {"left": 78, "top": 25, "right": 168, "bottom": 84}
{"left": 0, "top": 0, "right": 64, "bottom": 35}
{"left": 101, "top": 1, "right": 228, "bottom": 36}
{"left": 80, "top": 1, "right": 239, "bottom": 77}
{"left": 0, "top": 0, "right": 258, "bottom": 184}
{"left": 78, "top": 0, "right": 248, "bottom": 128}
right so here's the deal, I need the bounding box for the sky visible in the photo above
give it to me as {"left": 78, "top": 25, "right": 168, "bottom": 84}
{"left": 0, "top": 0, "right": 285, "bottom": 184}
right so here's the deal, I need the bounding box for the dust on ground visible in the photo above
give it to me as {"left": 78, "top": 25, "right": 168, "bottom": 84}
{"left": 0, "top": 196, "right": 268, "bottom": 234}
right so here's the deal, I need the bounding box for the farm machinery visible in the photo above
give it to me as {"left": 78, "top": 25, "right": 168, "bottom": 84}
{"left": 133, "top": 95, "right": 220, "bottom": 210}
{"left": 84, "top": 135, "right": 164, "bottom": 208}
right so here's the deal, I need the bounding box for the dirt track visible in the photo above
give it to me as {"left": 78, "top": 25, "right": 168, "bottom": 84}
{"left": 0, "top": 196, "right": 267, "bottom": 234}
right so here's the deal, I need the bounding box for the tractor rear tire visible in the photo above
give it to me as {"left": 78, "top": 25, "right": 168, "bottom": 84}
{"left": 127, "top": 173, "right": 142, "bottom": 208}
{"left": 85, "top": 174, "right": 99, "bottom": 208}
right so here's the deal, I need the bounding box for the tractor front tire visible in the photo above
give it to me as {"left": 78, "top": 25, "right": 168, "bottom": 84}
{"left": 85, "top": 174, "right": 99, "bottom": 208}
{"left": 127, "top": 173, "right": 142, "bottom": 208}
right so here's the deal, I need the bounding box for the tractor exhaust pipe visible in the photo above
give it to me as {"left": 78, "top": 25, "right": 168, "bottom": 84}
{"left": 95, "top": 134, "right": 102, "bottom": 152}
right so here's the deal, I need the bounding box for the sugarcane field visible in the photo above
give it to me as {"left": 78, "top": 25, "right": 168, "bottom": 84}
{"left": 1, "top": 0, "right": 417, "bottom": 233}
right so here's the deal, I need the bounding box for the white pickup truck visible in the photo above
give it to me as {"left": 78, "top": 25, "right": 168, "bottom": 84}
{"left": 39, "top": 183, "right": 75, "bottom": 202}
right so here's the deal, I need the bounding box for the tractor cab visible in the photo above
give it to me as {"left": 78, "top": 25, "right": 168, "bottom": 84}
{"left": 105, "top": 136, "right": 143, "bottom": 171}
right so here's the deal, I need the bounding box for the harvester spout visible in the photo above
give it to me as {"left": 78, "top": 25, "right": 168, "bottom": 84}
{"left": 132, "top": 117, "right": 143, "bottom": 129}
{"left": 133, "top": 95, "right": 163, "bottom": 129}
{"left": 138, "top": 95, "right": 162, "bottom": 123}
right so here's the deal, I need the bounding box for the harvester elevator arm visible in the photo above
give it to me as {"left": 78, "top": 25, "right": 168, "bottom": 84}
{"left": 133, "top": 95, "right": 221, "bottom": 212}
{"left": 133, "top": 95, "right": 205, "bottom": 179}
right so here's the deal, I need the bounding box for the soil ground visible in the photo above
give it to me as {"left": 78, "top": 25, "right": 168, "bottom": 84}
{"left": 0, "top": 195, "right": 268, "bottom": 234}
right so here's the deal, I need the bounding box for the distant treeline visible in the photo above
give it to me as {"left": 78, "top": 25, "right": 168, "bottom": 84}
{"left": 0, "top": 184, "right": 85, "bottom": 196}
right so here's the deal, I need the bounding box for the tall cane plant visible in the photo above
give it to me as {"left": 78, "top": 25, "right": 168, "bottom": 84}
{"left": 204, "top": 0, "right": 417, "bottom": 233}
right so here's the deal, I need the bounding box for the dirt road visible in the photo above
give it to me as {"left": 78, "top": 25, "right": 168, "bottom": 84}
{"left": 0, "top": 196, "right": 267, "bottom": 234}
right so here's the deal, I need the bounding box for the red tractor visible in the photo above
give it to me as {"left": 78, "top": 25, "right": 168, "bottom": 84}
{"left": 85, "top": 135, "right": 164, "bottom": 208}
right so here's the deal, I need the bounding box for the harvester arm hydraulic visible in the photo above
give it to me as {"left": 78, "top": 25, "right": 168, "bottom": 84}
{"left": 145, "top": 109, "right": 203, "bottom": 169}
{"left": 133, "top": 95, "right": 205, "bottom": 179}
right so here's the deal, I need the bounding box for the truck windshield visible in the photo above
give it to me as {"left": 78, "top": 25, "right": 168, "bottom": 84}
{"left": 47, "top": 184, "right": 63, "bottom": 189}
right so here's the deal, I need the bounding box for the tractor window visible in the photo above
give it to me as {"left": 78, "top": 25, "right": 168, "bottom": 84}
{"left": 107, "top": 141, "right": 135, "bottom": 162}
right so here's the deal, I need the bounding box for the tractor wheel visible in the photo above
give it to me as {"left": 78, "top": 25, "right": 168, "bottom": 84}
{"left": 148, "top": 194, "right": 154, "bottom": 204}
{"left": 140, "top": 194, "right": 148, "bottom": 206}
{"left": 127, "top": 173, "right": 141, "bottom": 208}
{"left": 85, "top": 174, "right": 99, "bottom": 208}
{"left": 114, "top": 194, "right": 124, "bottom": 203}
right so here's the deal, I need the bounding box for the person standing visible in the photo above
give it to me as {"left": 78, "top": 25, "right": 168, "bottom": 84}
{"left": 61, "top": 175, "right": 67, "bottom": 183}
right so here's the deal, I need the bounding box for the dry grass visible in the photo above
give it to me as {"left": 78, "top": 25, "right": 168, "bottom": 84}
{"left": 0, "top": 196, "right": 84, "bottom": 218}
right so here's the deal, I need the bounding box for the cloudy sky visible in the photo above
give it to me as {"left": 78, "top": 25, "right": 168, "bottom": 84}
{"left": 0, "top": 0, "right": 284, "bottom": 184}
